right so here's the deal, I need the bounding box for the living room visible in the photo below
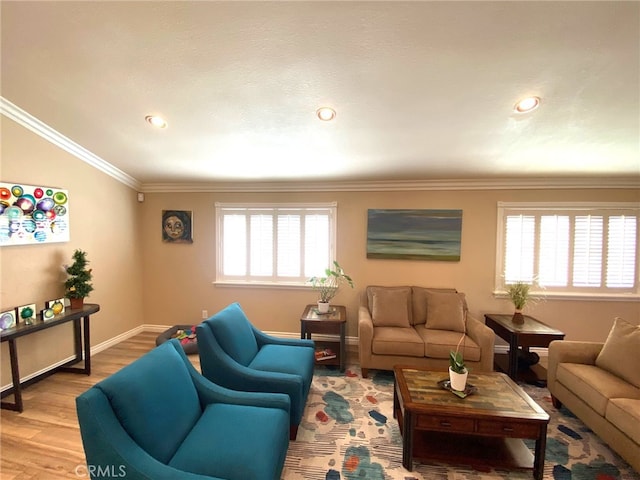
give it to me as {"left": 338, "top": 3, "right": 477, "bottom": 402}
{"left": 1, "top": 1, "right": 639, "bottom": 479}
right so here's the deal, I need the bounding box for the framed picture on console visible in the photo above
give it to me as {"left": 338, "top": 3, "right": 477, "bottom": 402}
{"left": 17, "top": 304, "right": 37, "bottom": 325}
{"left": 0, "top": 309, "right": 17, "bottom": 330}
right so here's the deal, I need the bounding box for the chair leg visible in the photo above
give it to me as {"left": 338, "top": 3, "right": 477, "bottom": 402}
{"left": 361, "top": 368, "right": 369, "bottom": 378}
{"left": 290, "top": 425, "right": 298, "bottom": 440}
{"left": 551, "top": 395, "right": 562, "bottom": 409}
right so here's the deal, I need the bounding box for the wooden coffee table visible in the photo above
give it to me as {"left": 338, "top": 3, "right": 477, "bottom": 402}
{"left": 393, "top": 366, "right": 549, "bottom": 479}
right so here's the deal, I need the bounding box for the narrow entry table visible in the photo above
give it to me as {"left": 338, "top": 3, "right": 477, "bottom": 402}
{"left": 1, "top": 303, "right": 99, "bottom": 412}
{"left": 484, "top": 313, "right": 564, "bottom": 385}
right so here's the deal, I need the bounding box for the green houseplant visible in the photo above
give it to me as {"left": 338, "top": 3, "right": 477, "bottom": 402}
{"left": 64, "top": 249, "right": 94, "bottom": 309}
{"left": 309, "top": 261, "right": 354, "bottom": 312}
{"left": 449, "top": 331, "right": 468, "bottom": 391}
{"left": 506, "top": 281, "right": 531, "bottom": 323}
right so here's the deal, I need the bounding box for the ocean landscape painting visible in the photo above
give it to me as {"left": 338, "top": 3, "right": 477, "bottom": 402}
{"left": 367, "top": 209, "right": 462, "bottom": 261}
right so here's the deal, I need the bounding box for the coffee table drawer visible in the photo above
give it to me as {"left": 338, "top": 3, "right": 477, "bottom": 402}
{"left": 417, "top": 415, "right": 474, "bottom": 432}
{"left": 477, "top": 420, "right": 540, "bottom": 438}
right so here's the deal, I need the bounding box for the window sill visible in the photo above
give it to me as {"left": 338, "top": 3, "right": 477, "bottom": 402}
{"left": 493, "top": 291, "right": 640, "bottom": 302}
{"left": 213, "top": 281, "right": 310, "bottom": 290}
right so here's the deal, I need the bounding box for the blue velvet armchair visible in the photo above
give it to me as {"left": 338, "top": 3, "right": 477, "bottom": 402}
{"left": 76, "top": 339, "right": 290, "bottom": 480}
{"left": 196, "top": 302, "right": 315, "bottom": 440}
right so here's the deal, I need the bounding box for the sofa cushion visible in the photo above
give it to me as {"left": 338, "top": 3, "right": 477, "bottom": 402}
{"left": 412, "top": 287, "right": 459, "bottom": 326}
{"left": 369, "top": 286, "right": 412, "bottom": 327}
{"left": 606, "top": 398, "right": 640, "bottom": 445}
{"left": 556, "top": 362, "right": 640, "bottom": 416}
{"left": 371, "top": 326, "right": 424, "bottom": 357}
{"left": 595, "top": 317, "right": 640, "bottom": 389}
{"left": 416, "top": 325, "right": 481, "bottom": 361}
{"left": 425, "top": 291, "right": 466, "bottom": 333}
{"left": 169, "top": 402, "right": 289, "bottom": 480}
{"left": 97, "top": 343, "right": 201, "bottom": 464}
{"left": 204, "top": 302, "right": 259, "bottom": 367}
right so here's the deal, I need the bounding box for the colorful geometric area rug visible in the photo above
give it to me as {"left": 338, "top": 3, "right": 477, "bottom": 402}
{"left": 283, "top": 365, "right": 639, "bottom": 480}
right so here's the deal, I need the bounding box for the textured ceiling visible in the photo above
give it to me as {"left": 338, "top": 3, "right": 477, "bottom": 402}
{"left": 1, "top": 1, "right": 639, "bottom": 187}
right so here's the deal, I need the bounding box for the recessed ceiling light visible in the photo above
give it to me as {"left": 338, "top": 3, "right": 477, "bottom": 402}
{"left": 145, "top": 115, "right": 168, "bottom": 128}
{"left": 514, "top": 96, "right": 540, "bottom": 113}
{"left": 316, "top": 107, "right": 336, "bottom": 121}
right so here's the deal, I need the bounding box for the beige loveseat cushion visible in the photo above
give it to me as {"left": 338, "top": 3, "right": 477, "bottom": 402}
{"left": 415, "top": 325, "right": 481, "bottom": 361}
{"left": 556, "top": 363, "right": 640, "bottom": 416}
{"left": 595, "top": 317, "right": 640, "bottom": 388}
{"left": 371, "top": 326, "right": 424, "bottom": 357}
{"left": 368, "top": 286, "right": 412, "bottom": 327}
{"left": 425, "top": 291, "right": 466, "bottom": 333}
{"left": 606, "top": 398, "right": 640, "bottom": 445}
{"left": 411, "top": 287, "right": 459, "bottom": 326}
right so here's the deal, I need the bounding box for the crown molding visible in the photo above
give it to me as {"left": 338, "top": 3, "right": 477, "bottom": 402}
{"left": 141, "top": 176, "right": 640, "bottom": 193}
{"left": 0, "top": 97, "right": 141, "bottom": 190}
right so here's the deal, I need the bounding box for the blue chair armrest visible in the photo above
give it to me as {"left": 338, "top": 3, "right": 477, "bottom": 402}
{"left": 252, "top": 326, "right": 315, "bottom": 349}
{"left": 168, "top": 340, "right": 291, "bottom": 414}
{"left": 76, "top": 388, "right": 220, "bottom": 480}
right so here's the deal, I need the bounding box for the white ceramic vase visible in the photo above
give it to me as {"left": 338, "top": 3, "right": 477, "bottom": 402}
{"left": 317, "top": 301, "right": 330, "bottom": 313}
{"left": 449, "top": 366, "right": 468, "bottom": 391}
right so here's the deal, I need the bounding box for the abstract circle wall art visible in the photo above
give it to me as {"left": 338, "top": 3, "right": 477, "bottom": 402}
{"left": 0, "top": 182, "right": 70, "bottom": 246}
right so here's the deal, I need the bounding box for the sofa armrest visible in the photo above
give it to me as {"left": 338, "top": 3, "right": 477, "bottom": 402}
{"left": 169, "top": 339, "right": 292, "bottom": 414}
{"left": 358, "top": 305, "right": 374, "bottom": 367}
{"left": 466, "top": 314, "right": 495, "bottom": 372}
{"left": 547, "top": 340, "right": 604, "bottom": 391}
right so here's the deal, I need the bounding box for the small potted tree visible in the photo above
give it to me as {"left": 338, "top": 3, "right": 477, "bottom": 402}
{"left": 65, "top": 249, "right": 94, "bottom": 309}
{"left": 507, "top": 281, "right": 530, "bottom": 323}
{"left": 309, "top": 261, "right": 354, "bottom": 313}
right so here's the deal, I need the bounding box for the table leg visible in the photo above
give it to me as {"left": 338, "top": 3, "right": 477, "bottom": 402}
{"left": 83, "top": 315, "right": 91, "bottom": 375}
{"left": 402, "top": 410, "right": 414, "bottom": 471}
{"left": 393, "top": 379, "right": 398, "bottom": 419}
{"left": 1, "top": 340, "right": 23, "bottom": 412}
{"left": 339, "top": 322, "right": 345, "bottom": 372}
{"left": 508, "top": 336, "right": 519, "bottom": 380}
{"left": 534, "top": 423, "right": 547, "bottom": 480}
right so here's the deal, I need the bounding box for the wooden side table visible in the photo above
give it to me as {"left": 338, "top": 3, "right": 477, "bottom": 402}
{"left": 300, "top": 304, "right": 346, "bottom": 372}
{"left": 484, "top": 313, "right": 565, "bottom": 385}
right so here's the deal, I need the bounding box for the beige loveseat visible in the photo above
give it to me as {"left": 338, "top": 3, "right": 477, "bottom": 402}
{"left": 547, "top": 317, "right": 640, "bottom": 473}
{"left": 358, "top": 286, "right": 495, "bottom": 378}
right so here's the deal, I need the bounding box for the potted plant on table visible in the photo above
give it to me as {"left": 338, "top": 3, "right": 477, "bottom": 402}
{"left": 64, "top": 249, "right": 94, "bottom": 309}
{"left": 506, "top": 281, "right": 530, "bottom": 324}
{"left": 449, "top": 333, "right": 468, "bottom": 392}
{"left": 309, "top": 261, "right": 354, "bottom": 313}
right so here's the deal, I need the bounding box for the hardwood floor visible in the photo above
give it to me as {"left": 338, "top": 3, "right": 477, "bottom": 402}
{"left": 0, "top": 332, "right": 173, "bottom": 480}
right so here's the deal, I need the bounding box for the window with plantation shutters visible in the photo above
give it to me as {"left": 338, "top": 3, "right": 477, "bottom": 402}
{"left": 496, "top": 202, "right": 639, "bottom": 297}
{"left": 215, "top": 203, "right": 336, "bottom": 285}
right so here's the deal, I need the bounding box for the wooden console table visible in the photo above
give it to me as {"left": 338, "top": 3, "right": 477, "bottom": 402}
{"left": 1, "top": 303, "right": 99, "bottom": 412}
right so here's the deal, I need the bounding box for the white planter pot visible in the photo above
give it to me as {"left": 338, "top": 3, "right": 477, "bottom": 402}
{"left": 317, "top": 301, "right": 330, "bottom": 313}
{"left": 449, "top": 367, "right": 468, "bottom": 392}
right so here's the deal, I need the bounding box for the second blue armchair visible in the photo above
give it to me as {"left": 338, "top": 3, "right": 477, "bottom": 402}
{"left": 197, "top": 302, "right": 315, "bottom": 440}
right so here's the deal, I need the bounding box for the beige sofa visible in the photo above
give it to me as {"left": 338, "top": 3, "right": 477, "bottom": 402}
{"left": 358, "top": 286, "right": 495, "bottom": 378}
{"left": 547, "top": 317, "right": 640, "bottom": 473}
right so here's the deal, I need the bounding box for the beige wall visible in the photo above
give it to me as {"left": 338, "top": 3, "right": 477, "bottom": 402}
{"left": 0, "top": 117, "right": 144, "bottom": 388}
{"left": 140, "top": 188, "right": 639, "bottom": 343}
{"left": 2, "top": 113, "right": 639, "bottom": 392}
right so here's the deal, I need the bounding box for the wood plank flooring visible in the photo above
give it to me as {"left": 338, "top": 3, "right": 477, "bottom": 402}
{"left": 0, "top": 332, "right": 175, "bottom": 480}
